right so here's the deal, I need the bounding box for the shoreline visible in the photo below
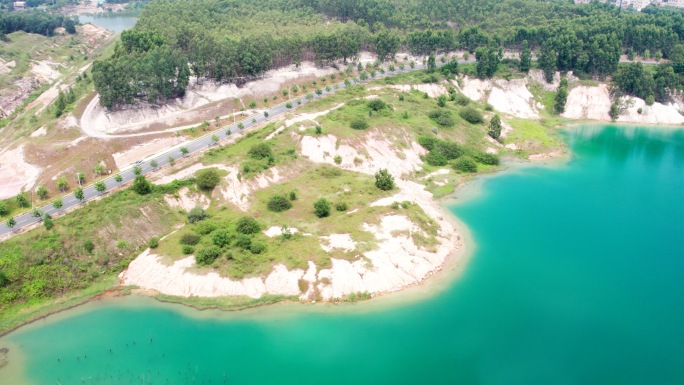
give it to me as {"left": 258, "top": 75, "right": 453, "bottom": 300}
{"left": 0, "top": 155, "right": 571, "bottom": 339}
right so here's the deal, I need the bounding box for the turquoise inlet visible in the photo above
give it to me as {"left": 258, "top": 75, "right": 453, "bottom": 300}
{"left": 1, "top": 125, "right": 683, "bottom": 385}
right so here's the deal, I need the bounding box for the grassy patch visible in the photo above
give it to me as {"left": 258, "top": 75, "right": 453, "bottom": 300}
{"left": 505, "top": 118, "right": 562, "bottom": 155}
{"left": 0, "top": 184, "right": 185, "bottom": 331}
{"left": 157, "top": 164, "right": 398, "bottom": 278}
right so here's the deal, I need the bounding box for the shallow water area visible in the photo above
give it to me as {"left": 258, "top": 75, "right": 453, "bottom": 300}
{"left": 78, "top": 12, "right": 138, "bottom": 32}
{"left": 1, "top": 124, "right": 683, "bottom": 384}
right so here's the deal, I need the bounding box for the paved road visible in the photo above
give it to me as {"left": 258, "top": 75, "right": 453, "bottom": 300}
{"left": 1, "top": 59, "right": 476, "bottom": 238}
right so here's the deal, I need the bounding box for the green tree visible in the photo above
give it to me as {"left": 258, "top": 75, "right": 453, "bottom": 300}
{"left": 195, "top": 168, "right": 221, "bottom": 190}
{"left": 95, "top": 181, "right": 107, "bottom": 193}
{"left": 539, "top": 44, "right": 557, "bottom": 83}
{"left": 131, "top": 175, "right": 152, "bottom": 195}
{"left": 77, "top": 172, "right": 85, "bottom": 185}
{"left": 0, "top": 201, "right": 7, "bottom": 216}
{"left": 488, "top": 114, "right": 502, "bottom": 139}
{"left": 374, "top": 169, "right": 395, "bottom": 191}
{"left": 211, "top": 134, "right": 219, "bottom": 143}
{"left": 180, "top": 147, "right": 189, "bottom": 157}
{"left": 53, "top": 198, "right": 63, "bottom": 209}
{"left": 520, "top": 40, "right": 531, "bottom": 73}
{"left": 16, "top": 193, "right": 29, "bottom": 208}
{"left": 609, "top": 101, "right": 620, "bottom": 121}
{"left": 74, "top": 188, "right": 85, "bottom": 201}
{"left": 168, "top": 156, "right": 175, "bottom": 166}
{"left": 150, "top": 160, "right": 158, "bottom": 169}
{"left": 427, "top": 53, "right": 436, "bottom": 73}
{"left": 133, "top": 166, "right": 142, "bottom": 176}
{"left": 314, "top": 198, "right": 330, "bottom": 218}
{"left": 554, "top": 78, "right": 569, "bottom": 114}
{"left": 115, "top": 174, "right": 123, "bottom": 183}
{"left": 43, "top": 214, "right": 53, "bottom": 230}
{"left": 57, "top": 176, "right": 68, "bottom": 192}
{"left": 36, "top": 186, "right": 48, "bottom": 200}
{"left": 93, "top": 164, "right": 105, "bottom": 176}
{"left": 6, "top": 217, "right": 16, "bottom": 228}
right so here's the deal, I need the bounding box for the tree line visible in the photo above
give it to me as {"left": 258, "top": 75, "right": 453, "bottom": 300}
{"left": 0, "top": 10, "right": 76, "bottom": 38}
{"left": 92, "top": 0, "right": 684, "bottom": 108}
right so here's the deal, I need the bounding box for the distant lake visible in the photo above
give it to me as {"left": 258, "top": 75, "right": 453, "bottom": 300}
{"left": 78, "top": 12, "right": 138, "bottom": 32}
{"left": 2, "top": 125, "right": 684, "bottom": 384}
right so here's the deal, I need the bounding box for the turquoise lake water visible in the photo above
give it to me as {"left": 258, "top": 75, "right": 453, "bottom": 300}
{"left": 1, "top": 125, "right": 683, "bottom": 384}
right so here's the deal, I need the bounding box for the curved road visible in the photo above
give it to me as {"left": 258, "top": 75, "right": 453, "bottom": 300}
{"left": 1, "top": 55, "right": 664, "bottom": 238}
{"left": 2, "top": 59, "right": 471, "bottom": 238}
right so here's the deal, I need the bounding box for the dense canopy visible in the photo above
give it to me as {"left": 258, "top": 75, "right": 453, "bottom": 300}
{"left": 91, "top": 0, "right": 684, "bottom": 107}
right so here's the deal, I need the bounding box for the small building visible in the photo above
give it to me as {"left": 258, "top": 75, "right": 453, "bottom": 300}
{"left": 13, "top": 1, "right": 26, "bottom": 9}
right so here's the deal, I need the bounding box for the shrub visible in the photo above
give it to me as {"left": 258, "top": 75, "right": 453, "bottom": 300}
{"left": 182, "top": 245, "right": 195, "bottom": 254}
{"left": 195, "top": 246, "right": 221, "bottom": 265}
{"left": 334, "top": 155, "right": 342, "bottom": 164}
{"left": 234, "top": 234, "right": 252, "bottom": 249}
{"left": 645, "top": 95, "right": 655, "bottom": 106}
{"left": 267, "top": 195, "right": 292, "bottom": 212}
{"left": 315, "top": 126, "right": 322, "bottom": 134}
{"left": 289, "top": 191, "right": 297, "bottom": 201}
{"left": 250, "top": 242, "right": 266, "bottom": 254}
{"left": 43, "top": 214, "right": 54, "bottom": 230}
{"left": 187, "top": 207, "right": 209, "bottom": 223}
{"left": 335, "top": 202, "right": 348, "bottom": 211}
{"left": 437, "top": 95, "right": 447, "bottom": 107}
{"left": 148, "top": 237, "right": 159, "bottom": 249}
{"left": 248, "top": 143, "right": 272, "bottom": 159}
{"left": 367, "top": 98, "right": 387, "bottom": 111}
{"left": 459, "top": 107, "right": 484, "bottom": 124}
{"left": 193, "top": 221, "right": 217, "bottom": 235}
{"left": 374, "top": 169, "right": 395, "bottom": 191}
{"left": 474, "top": 152, "right": 500, "bottom": 165}
{"left": 454, "top": 94, "right": 470, "bottom": 106}
{"left": 131, "top": 175, "right": 152, "bottom": 195}
{"left": 350, "top": 117, "right": 369, "bottom": 130}
{"left": 212, "top": 229, "right": 232, "bottom": 247}
{"left": 83, "top": 240, "right": 95, "bottom": 254}
{"left": 425, "top": 151, "right": 448, "bottom": 166}
{"left": 0, "top": 271, "right": 7, "bottom": 287}
{"left": 453, "top": 156, "right": 478, "bottom": 173}
{"left": 429, "top": 110, "right": 454, "bottom": 127}
{"left": 314, "top": 198, "right": 331, "bottom": 218}
{"left": 418, "top": 136, "right": 440, "bottom": 151}
{"left": 195, "top": 168, "right": 221, "bottom": 190}
{"left": 236, "top": 216, "right": 261, "bottom": 234}
{"left": 488, "top": 114, "right": 502, "bottom": 139}
{"left": 180, "top": 233, "right": 201, "bottom": 245}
